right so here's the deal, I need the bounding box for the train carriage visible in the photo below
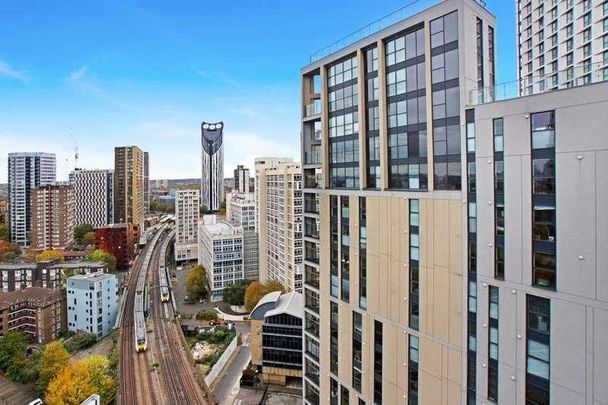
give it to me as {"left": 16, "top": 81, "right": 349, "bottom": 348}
{"left": 134, "top": 311, "right": 147, "bottom": 352}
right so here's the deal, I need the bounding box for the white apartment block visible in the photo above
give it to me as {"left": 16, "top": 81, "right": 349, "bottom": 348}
{"left": 516, "top": 0, "right": 608, "bottom": 96}
{"left": 175, "top": 189, "right": 200, "bottom": 262}
{"left": 254, "top": 158, "right": 303, "bottom": 292}
{"left": 198, "top": 215, "right": 244, "bottom": 301}
{"left": 71, "top": 169, "right": 114, "bottom": 228}
{"left": 8, "top": 152, "right": 56, "bottom": 246}
{"left": 226, "top": 191, "right": 259, "bottom": 281}
{"left": 66, "top": 273, "right": 118, "bottom": 339}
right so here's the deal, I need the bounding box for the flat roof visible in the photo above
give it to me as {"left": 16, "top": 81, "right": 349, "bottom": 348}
{"left": 68, "top": 272, "right": 116, "bottom": 283}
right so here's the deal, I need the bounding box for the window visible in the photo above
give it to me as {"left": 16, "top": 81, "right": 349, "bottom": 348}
{"left": 330, "top": 377, "right": 339, "bottom": 405}
{"left": 341, "top": 196, "right": 350, "bottom": 303}
{"left": 366, "top": 47, "right": 380, "bottom": 189}
{"left": 488, "top": 286, "right": 499, "bottom": 401}
{"left": 359, "top": 197, "right": 367, "bottom": 309}
{"left": 330, "top": 301, "right": 339, "bottom": 374}
{"left": 408, "top": 335, "right": 419, "bottom": 404}
{"left": 352, "top": 311, "right": 363, "bottom": 392}
{"left": 409, "top": 199, "right": 420, "bottom": 330}
{"left": 374, "top": 320, "right": 383, "bottom": 404}
{"left": 493, "top": 118, "right": 505, "bottom": 280}
{"left": 330, "top": 196, "right": 339, "bottom": 297}
{"left": 526, "top": 295, "right": 550, "bottom": 404}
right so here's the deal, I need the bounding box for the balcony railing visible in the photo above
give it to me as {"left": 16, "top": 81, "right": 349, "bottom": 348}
{"left": 469, "top": 62, "right": 607, "bottom": 106}
{"left": 305, "top": 100, "right": 322, "bottom": 117}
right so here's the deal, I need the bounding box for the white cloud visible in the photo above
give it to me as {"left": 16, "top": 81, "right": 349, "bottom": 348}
{"left": 65, "top": 65, "right": 104, "bottom": 96}
{"left": 0, "top": 60, "right": 29, "bottom": 83}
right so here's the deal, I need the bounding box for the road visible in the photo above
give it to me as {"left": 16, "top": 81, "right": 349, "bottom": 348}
{"left": 212, "top": 345, "right": 252, "bottom": 405}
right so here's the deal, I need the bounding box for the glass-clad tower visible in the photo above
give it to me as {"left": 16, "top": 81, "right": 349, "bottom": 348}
{"left": 201, "top": 121, "right": 225, "bottom": 212}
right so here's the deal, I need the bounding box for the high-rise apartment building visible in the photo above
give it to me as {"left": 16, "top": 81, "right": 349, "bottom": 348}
{"left": 144, "top": 151, "right": 150, "bottom": 214}
{"left": 114, "top": 146, "right": 145, "bottom": 228}
{"left": 175, "top": 188, "right": 200, "bottom": 262}
{"left": 226, "top": 191, "right": 259, "bottom": 281}
{"left": 67, "top": 273, "right": 118, "bottom": 338}
{"left": 201, "top": 122, "right": 224, "bottom": 211}
{"left": 233, "top": 164, "right": 250, "bottom": 193}
{"left": 516, "top": 0, "right": 608, "bottom": 96}
{"left": 301, "top": 1, "right": 495, "bottom": 403}
{"left": 197, "top": 215, "right": 243, "bottom": 301}
{"left": 30, "top": 183, "right": 75, "bottom": 250}
{"left": 255, "top": 158, "right": 303, "bottom": 292}
{"left": 7, "top": 152, "right": 56, "bottom": 246}
{"left": 71, "top": 168, "right": 114, "bottom": 228}
{"left": 465, "top": 80, "right": 608, "bottom": 405}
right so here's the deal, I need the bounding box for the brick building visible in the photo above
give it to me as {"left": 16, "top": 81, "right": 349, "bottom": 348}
{"left": 0, "top": 287, "right": 66, "bottom": 344}
{"left": 30, "top": 183, "right": 75, "bottom": 250}
{"left": 0, "top": 261, "right": 107, "bottom": 292}
{"left": 95, "top": 223, "right": 138, "bottom": 270}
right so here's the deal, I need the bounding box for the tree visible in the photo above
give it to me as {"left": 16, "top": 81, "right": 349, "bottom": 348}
{"left": 0, "top": 331, "right": 27, "bottom": 371}
{"left": 36, "top": 341, "right": 70, "bottom": 394}
{"left": 244, "top": 280, "right": 285, "bottom": 312}
{"left": 35, "top": 250, "right": 64, "bottom": 263}
{"left": 0, "top": 223, "right": 8, "bottom": 241}
{"left": 0, "top": 241, "right": 21, "bottom": 261}
{"left": 85, "top": 249, "right": 117, "bottom": 271}
{"left": 82, "top": 231, "right": 97, "bottom": 246}
{"left": 223, "top": 280, "right": 250, "bottom": 306}
{"left": 196, "top": 309, "right": 218, "bottom": 320}
{"left": 45, "top": 355, "right": 116, "bottom": 405}
{"left": 200, "top": 205, "right": 209, "bottom": 215}
{"left": 185, "top": 265, "right": 208, "bottom": 299}
{"left": 73, "top": 224, "right": 94, "bottom": 244}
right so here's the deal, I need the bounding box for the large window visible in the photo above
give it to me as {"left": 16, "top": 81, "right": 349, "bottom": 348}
{"left": 328, "top": 55, "right": 360, "bottom": 189}
{"left": 488, "top": 286, "right": 499, "bottom": 401}
{"left": 409, "top": 199, "right": 420, "bottom": 330}
{"left": 531, "top": 112, "right": 556, "bottom": 290}
{"left": 374, "top": 320, "right": 383, "bottom": 404}
{"left": 330, "top": 301, "right": 339, "bottom": 375}
{"left": 365, "top": 47, "right": 380, "bottom": 188}
{"left": 352, "top": 311, "right": 363, "bottom": 392}
{"left": 341, "top": 196, "right": 350, "bottom": 303}
{"left": 431, "top": 11, "right": 461, "bottom": 190}
{"left": 359, "top": 197, "right": 367, "bottom": 309}
{"left": 493, "top": 118, "right": 505, "bottom": 280}
{"left": 330, "top": 196, "right": 339, "bottom": 297}
{"left": 385, "top": 26, "right": 428, "bottom": 190}
{"left": 526, "top": 295, "right": 550, "bottom": 404}
{"left": 408, "top": 335, "right": 419, "bottom": 404}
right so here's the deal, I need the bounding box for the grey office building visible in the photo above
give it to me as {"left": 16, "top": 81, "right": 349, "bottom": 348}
{"left": 201, "top": 122, "right": 224, "bottom": 212}
{"left": 8, "top": 152, "right": 56, "bottom": 246}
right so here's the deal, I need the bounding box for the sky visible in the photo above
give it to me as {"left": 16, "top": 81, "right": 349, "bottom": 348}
{"left": 0, "top": 0, "right": 516, "bottom": 183}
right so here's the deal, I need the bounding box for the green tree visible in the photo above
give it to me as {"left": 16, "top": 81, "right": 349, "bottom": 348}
{"left": 35, "top": 250, "right": 64, "bottom": 263}
{"left": 85, "top": 249, "right": 117, "bottom": 271}
{"left": 0, "top": 241, "right": 21, "bottom": 261}
{"left": 196, "top": 309, "right": 218, "bottom": 320}
{"left": 36, "top": 340, "right": 70, "bottom": 394}
{"left": 0, "top": 331, "right": 27, "bottom": 371}
{"left": 185, "top": 265, "right": 208, "bottom": 299}
{"left": 200, "top": 205, "right": 209, "bottom": 215}
{"left": 222, "top": 280, "right": 250, "bottom": 306}
{"left": 73, "top": 224, "right": 94, "bottom": 244}
{"left": 0, "top": 223, "right": 8, "bottom": 241}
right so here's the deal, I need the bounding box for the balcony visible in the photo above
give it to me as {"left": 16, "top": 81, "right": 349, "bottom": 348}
{"left": 304, "top": 100, "right": 321, "bottom": 118}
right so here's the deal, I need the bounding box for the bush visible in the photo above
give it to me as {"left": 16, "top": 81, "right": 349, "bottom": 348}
{"left": 64, "top": 333, "right": 97, "bottom": 353}
{"left": 196, "top": 309, "right": 217, "bottom": 321}
{"left": 222, "top": 280, "right": 250, "bottom": 306}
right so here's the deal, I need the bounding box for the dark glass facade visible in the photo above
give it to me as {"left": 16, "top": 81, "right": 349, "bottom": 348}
{"left": 488, "top": 286, "right": 499, "bottom": 401}
{"left": 408, "top": 334, "right": 419, "bottom": 404}
{"left": 374, "top": 320, "right": 383, "bottom": 404}
{"left": 365, "top": 47, "right": 381, "bottom": 188}
{"left": 409, "top": 199, "right": 420, "bottom": 330}
{"left": 493, "top": 118, "right": 505, "bottom": 279}
{"left": 359, "top": 197, "right": 367, "bottom": 309}
{"left": 353, "top": 311, "right": 363, "bottom": 392}
{"left": 526, "top": 295, "right": 550, "bottom": 404}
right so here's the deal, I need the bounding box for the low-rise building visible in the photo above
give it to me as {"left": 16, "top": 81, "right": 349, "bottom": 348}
{"left": 95, "top": 223, "right": 138, "bottom": 270}
{"left": 0, "top": 287, "right": 66, "bottom": 344}
{"left": 250, "top": 290, "right": 303, "bottom": 385}
{"left": 66, "top": 273, "right": 118, "bottom": 338}
{"left": 0, "top": 261, "right": 107, "bottom": 292}
{"left": 197, "top": 215, "right": 243, "bottom": 301}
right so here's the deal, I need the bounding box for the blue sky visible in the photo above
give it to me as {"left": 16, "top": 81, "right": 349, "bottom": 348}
{"left": 0, "top": 0, "right": 516, "bottom": 182}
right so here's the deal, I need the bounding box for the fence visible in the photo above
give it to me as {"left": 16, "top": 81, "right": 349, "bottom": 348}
{"left": 204, "top": 334, "right": 238, "bottom": 387}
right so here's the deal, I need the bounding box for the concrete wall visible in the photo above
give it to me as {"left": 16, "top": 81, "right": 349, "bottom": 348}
{"left": 205, "top": 334, "right": 238, "bottom": 387}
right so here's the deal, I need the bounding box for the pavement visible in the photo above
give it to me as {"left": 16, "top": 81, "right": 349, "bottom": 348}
{"left": 0, "top": 375, "right": 35, "bottom": 405}
{"left": 213, "top": 345, "right": 251, "bottom": 405}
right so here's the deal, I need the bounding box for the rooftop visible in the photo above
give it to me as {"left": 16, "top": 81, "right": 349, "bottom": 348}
{"left": 266, "top": 291, "right": 303, "bottom": 319}
{"left": 0, "top": 287, "right": 63, "bottom": 309}
{"left": 200, "top": 215, "right": 243, "bottom": 236}
{"left": 68, "top": 272, "right": 116, "bottom": 283}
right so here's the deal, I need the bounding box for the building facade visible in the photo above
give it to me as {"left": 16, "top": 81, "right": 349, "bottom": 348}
{"left": 7, "top": 152, "right": 56, "bottom": 246}
{"left": 144, "top": 151, "right": 150, "bottom": 214}
{"left": 30, "top": 183, "right": 75, "bottom": 250}
{"left": 66, "top": 273, "right": 118, "bottom": 338}
{"left": 197, "top": 215, "right": 243, "bottom": 301}
{"left": 0, "top": 261, "right": 107, "bottom": 292}
{"left": 0, "top": 287, "right": 66, "bottom": 344}
{"left": 201, "top": 122, "right": 225, "bottom": 212}
{"left": 71, "top": 169, "right": 114, "bottom": 228}
{"left": 516, "top": 0, "right": 608, "bottom": 97}
{"left": 233, "top": 164, "right": 250, "bottom": 193}
{"left": 95, "top": 223, "right": 137, "bottom": 270}
{"left": 0, "top": 199, "right": 7, "bottom": 224}
{"left": 226, "top": 191, "right": 259, "bottom": 281}
{"left": 114, "top": 146, "right": 145, "bottom": 228}
{"left": 255, "top": 158, "right": 303, "bottom": 292}
{"left": 301, "top": 1, "right": 496, "bottom": 404}
{"left": 466, "top": 81, "right": 608, "bottom": 405}
{"left": 250, "top": 291, "right": 303, "bottom": 385}
{"left": 175, "top": 188, "right": 200, "bottom": 262}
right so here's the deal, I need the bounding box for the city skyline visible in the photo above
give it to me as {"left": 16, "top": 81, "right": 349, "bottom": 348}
{"left": 0, "top": 0, "right": 516, "bottom": 183}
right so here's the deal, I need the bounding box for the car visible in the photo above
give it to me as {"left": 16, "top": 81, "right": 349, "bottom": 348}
{"left": 209, "top": 319, "right": 222, "bottom": 326}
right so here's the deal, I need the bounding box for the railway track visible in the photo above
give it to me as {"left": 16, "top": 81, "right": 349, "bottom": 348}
{"left": 119, "top": 226, "right": 212, "bottom": 405}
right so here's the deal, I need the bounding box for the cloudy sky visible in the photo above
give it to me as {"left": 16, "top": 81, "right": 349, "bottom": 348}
{"left": 0, "top": 0, "right": 515, "bottom": 182}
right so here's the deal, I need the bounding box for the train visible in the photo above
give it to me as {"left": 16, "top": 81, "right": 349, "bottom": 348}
{"left": 158, "top": 229, "right": 175, "bottom": 304}
{"left": 134, "top": 224, "right": 168, "bottom": 353}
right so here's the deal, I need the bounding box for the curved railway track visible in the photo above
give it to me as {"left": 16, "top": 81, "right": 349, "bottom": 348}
{"left": 118, "top": 226, "right": 213, "bottom": 404}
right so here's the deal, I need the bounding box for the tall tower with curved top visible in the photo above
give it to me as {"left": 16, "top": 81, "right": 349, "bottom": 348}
{"left": 201, "top": 121, "right": 224, "bottom": 211}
